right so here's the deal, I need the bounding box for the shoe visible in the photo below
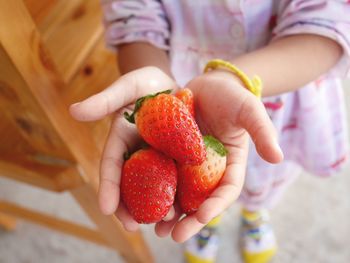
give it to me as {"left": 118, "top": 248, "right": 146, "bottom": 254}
{"left": 184, "top": 216, "right": 222, "bottom": 263}
{"left": 240, "top": 209, "right": 277, "bottom": 263}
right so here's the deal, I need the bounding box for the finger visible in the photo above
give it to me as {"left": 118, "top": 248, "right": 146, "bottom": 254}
{"left": 238, "top": 93, "right": 284, "bottom": 163}
{"left": 162, "top": 206, "right": 175, "bottom": 222}
{"left": 98, "top": 175, "right": 119, "bottom": 216}
{"left": 155, "top": 205, "right": 183, "bottom": 238}
{"left": 196, "top": 165, "right": 245, "bottom": 224}
{"left": 115, "top": 202, "right": 139, "bottom": 232}
{"left": 98, "top": 113, "right": 140, "bottom": 215}
{"left": 171, "top": 142, "right": 248, "bottom": 242}
{"left": 195, "top": 142, "right": 247, "bottom": 224}
{"left": 69, "top": 76, "right": 133, "bottom": 122}
{"left": 69, "top": 67, "right": 177, "bottom": 122}
{"left": 171, "top": 214, "right": 206, "bottom": 243}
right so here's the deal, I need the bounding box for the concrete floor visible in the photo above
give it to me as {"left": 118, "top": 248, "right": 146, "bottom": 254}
{"left": 1, "top": 85, "right": 350, "bottom": 263}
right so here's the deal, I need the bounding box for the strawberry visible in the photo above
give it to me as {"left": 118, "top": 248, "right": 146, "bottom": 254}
{"left": 177, "top": 135, "right": 227, "bottom": 214}
{"left": 121, "top": 148, "right": 177, "bottom": 223}
{"left": 175, "top": 88, "right": 195, "bottom": 117}
{"left": 124, "top": 90, "right": 206, "bottom": 165}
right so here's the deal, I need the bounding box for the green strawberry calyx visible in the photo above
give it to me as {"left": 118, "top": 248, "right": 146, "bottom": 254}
{"left": 124, "top": 89, "right": 172, "bottom": 123}
{"left": 204, "top": 135, "right": 228, "bottom": 157}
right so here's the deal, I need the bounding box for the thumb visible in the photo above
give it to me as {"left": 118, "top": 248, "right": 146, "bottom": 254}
{"left": 238, "top": 94, "right": 284, "bottom": 163}
{"left": 69, "top": 67, "right": 177, "bottom": 122}
{"left": 69, "top": 76, "right": 133, "bottom": 122}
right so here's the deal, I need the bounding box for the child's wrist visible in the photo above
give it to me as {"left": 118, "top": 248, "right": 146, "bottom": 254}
{"left": 203, "top": 69, "right": 247, "bottom": 89}
{"left": 204, "top": 59, "right": 262, "bottom": 98}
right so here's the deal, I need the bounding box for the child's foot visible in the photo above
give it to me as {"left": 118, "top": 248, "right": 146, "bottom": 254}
{"left": 240, "top": 209, "right": 277, "bottom": 263}
{"left": 184, "top": 216, "right": 222, "bottom": 263}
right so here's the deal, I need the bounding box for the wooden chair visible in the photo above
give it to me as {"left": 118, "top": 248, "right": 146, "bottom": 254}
{"left": 0, "top": 0, "right": 153, "bottom": 262}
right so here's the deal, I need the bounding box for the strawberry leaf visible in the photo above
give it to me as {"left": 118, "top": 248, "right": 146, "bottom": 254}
{"left": 124, "top": 89, "right": 172, "bottom": 123}
{"left": 204, "top": 135, "right": 228, "bottom": 157}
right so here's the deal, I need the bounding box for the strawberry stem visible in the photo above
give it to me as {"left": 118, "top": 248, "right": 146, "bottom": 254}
{"left": 123, "top": 151, "right": 131, "bottom": 160}
{"left": 124, "top": 89, "right": 172, "bottom": 123}
{"left": 204, "top": 135, "right": 228, "bottom": 157}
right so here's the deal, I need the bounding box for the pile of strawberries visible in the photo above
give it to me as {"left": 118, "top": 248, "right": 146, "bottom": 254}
{"left": 121, "top": 89, "right": 227, "bottom": 224}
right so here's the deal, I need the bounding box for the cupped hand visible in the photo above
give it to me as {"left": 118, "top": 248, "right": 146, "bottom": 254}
{"left": 69, "top": 67, "right": 178, "bottom": 231}
{"left": 155, "top": 70, "right": 284, "bottom": 242}
{"left": 70, "top": 67, "right": 283, "bottom": 242}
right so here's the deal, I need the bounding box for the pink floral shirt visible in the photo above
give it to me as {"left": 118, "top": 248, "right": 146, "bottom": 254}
{"left": 101, "top": 0, "right": 350, "bottom": 177}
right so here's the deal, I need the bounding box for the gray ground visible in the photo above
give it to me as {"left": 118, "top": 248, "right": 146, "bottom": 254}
{"left": 1, "top": 84, "right": 350, "bottom": 263}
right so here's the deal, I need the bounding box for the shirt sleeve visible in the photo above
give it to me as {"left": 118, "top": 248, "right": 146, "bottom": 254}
{"left": 101, "top": 0, "right": 170, "bottom": 50}
{"left": 272, "top": 0, "right": 350, "bottom": 77}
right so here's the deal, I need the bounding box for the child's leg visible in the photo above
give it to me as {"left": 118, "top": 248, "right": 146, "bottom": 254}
{"left": 184, "top": 216, "right": 222, "bottom": 263}
{"left": 239, "top": 161, "right": 302, "bottom": 263}
{"left": 240, "top": 160, "right": 301, "bottom": 211}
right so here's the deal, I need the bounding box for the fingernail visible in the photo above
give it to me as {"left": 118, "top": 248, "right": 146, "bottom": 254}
{"left": 71, "top": 102, "right": 81, "bottom": 107}
{"left": 163, "top": 206, "right": 175, "bottom": 221}
{"left": 124, "top": 222, "right": 139, "bottom": 232}
{"left": 274, "top": 138, "right": 284, "bottom": 157}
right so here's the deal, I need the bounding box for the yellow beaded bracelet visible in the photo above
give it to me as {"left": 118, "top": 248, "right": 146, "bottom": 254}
{"left": 204, "top": 59, "right": 262, "bottom": 98}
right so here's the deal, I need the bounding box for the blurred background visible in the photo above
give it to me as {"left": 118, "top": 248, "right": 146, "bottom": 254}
{"left": 1, "top": 0, "right": 349, "bottom": 262}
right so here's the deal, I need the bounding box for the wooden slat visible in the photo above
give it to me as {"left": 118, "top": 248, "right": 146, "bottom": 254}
{"left": 0, "top": 43, "right": 76, "bottom": 162}
{"left": 63, "top": 38, "right": 119, "bottom": 103}
{"left": 0, "top": 158, "right": 84, "bottom": 192}
{"left": 0, "top": 112, "right": 83, "bottom": 193}
{"left": 0, "top": 200, "right": 111, "bottom": 247}
{"left": 0, "top": 0, "right": 98, "bottom": 185}
{"left": 64, "top": 37, "right": 120, "bottom": 151}
{"left": 23, "top": 0, "right": 58, "bottom": 25}
{"left": 0, "top": 0, "right": 94, "bottom": 192}
{"left": 54, "top": 166, "right": 87, "bottom": 191}
{"left": 0, "top": 212, "right": 16, "bottom": 231}
{"left": 0, "top": 0, "right": 81, "bottom": 191}
{"left": 0, "top": 111, "right": 84, "bottom": 192}
{"left": 0, "top": 111, "right": 33, "bottom": 156}
{"left": 39, "top": 0, "right": 104, "bottom": 83}
{"left": 0, "top": 159, "right": 63, "bottom": 191}
{"left": 38, "top": 0, "right": 81, "bottom": 36}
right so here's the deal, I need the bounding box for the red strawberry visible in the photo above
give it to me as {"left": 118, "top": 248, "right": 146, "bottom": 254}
{"left": 121, "top": 148, "right": 177, "bottom": 223}
{"left": 125, "top": 90, "right": 206, "bottom": 165}
{"left": 177, "top": 135, "right": 227, "bottom": 214}
{"left": 175, "top": 88, "right": 195, "bottom": 117}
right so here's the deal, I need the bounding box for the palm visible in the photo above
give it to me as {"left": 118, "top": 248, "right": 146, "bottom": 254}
{"left": 70, "top": 67, "right": 178, "bottom": 230}
{"left": 192, "top": 77, "right": 249, "bottom": 153}
{"left": 155, "top": 72, "right": 283, "bottom": 242}
{"left": 70, "top": 67, "right": 283, "bottom": 242}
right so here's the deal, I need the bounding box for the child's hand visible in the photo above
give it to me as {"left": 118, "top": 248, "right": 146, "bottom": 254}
{"left": 70, "top": 67, "right": 283, "bottom": 242}
{"left": 69, "top": 67, "right": 178, "bottom": 231}
{"left": 155, "top": 70, "right": 284, "bottom": 242}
